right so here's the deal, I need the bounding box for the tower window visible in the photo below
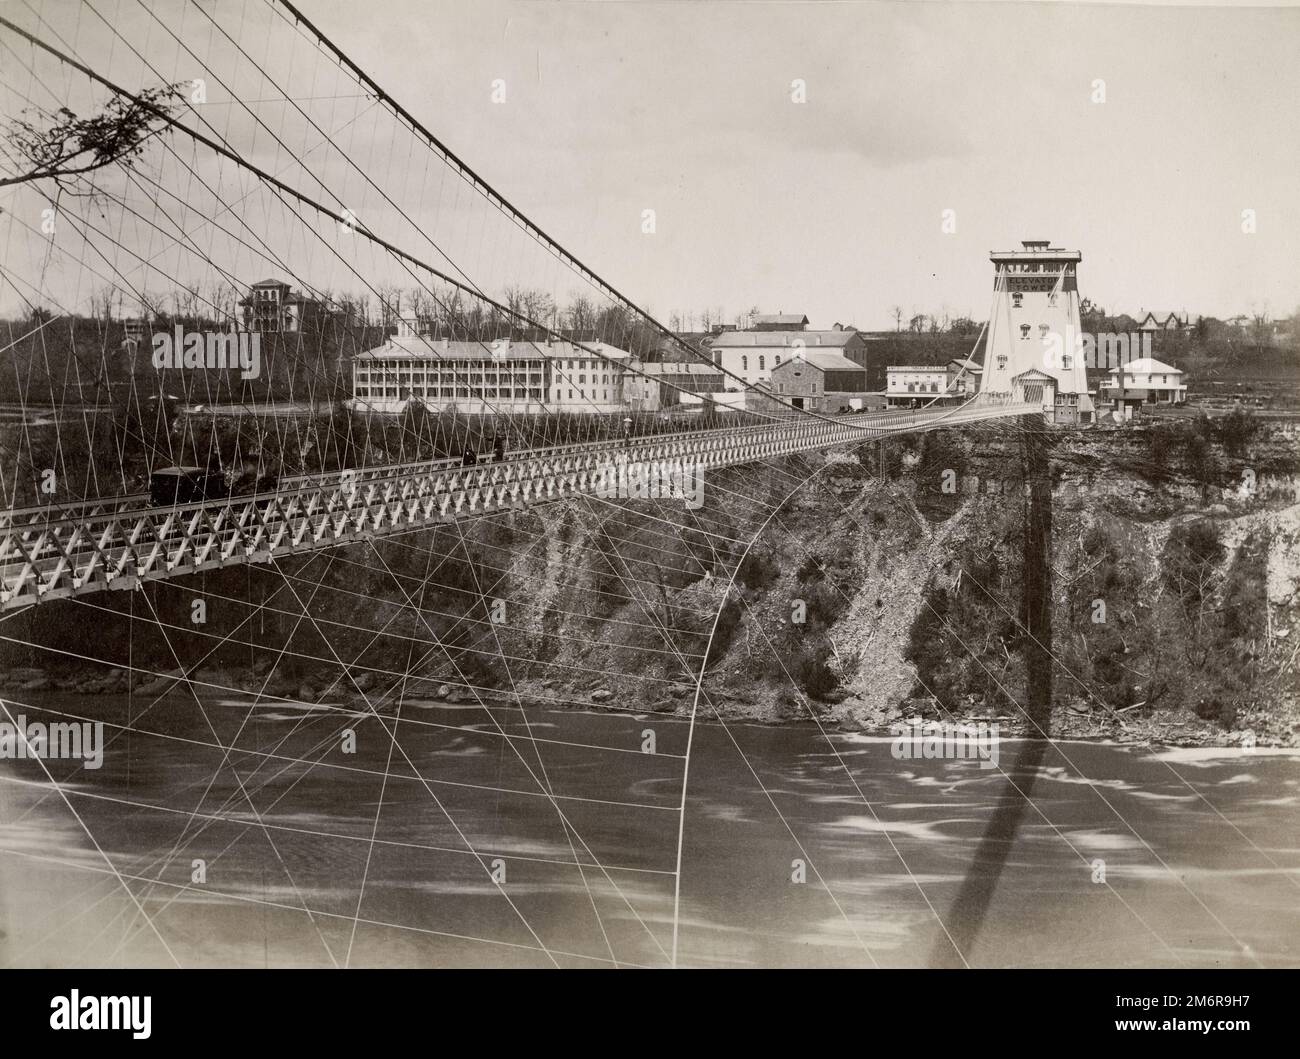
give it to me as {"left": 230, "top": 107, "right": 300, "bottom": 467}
{"left": 1062, "top": 355, "right": 1072, "bottom": 369}
{"left": 997, "top": 354, "right": 1007, "bottom": 369}
{"left": 1012, "top": 293, "right": 1023, "bottom": 308}
{"left": 1019, "top": 325, "right": 1030, "bottom": 340}
{"left": 1039, "top": 324, "right": 1049, "bottom": 338}
{"left": 1048, "top": 293, "right": 1058, "bottom": 307}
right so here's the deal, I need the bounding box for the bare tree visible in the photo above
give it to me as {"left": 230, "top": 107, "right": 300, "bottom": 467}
{"left": 890, "top": 305, "right": 904, "bottom": 332}
{"left": 1249, "top": 309, "right": 1272, "bottom": 348}
{"left": 92, "top": 284, "right": 117, "bottom": 324}
{"left": 208, "top": 280, "right": 238, "bottom": 327}
{"left": 137, "top": 289, "right": 166, "bottom": 321}
{"left": 1, "top": 84, "right": 187, "bottom": 191}
{"left": 567, "top": 293, "right": 597, "bottom": 334}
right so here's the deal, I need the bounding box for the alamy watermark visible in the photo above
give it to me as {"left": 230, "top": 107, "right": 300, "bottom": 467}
{"left": 1041, "top": 325, "right": 1154, "bottom": 370}
{"left": 151, "top": 325, "right": 261, "bottom": 379}
{"left": 890, "top": 720, "right": 1000, "bottom": 770}
{"left": 593, "top": 458, "right": 704, "bottom": 509}
{"left": 50, "top": 991, "right": 151, "bottom": 1039}
{"left": 0, "top": 712, "right": 105, "bottom": 769}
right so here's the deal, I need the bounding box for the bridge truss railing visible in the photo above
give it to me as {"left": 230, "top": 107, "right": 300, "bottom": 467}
{"left": 0, "top": 400, "right": 1037, "bottom": 610}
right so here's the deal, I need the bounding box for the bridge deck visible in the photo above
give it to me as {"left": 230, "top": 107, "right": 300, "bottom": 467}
{"left": 0, "top": 401, "right": 1037, "bottom": 611}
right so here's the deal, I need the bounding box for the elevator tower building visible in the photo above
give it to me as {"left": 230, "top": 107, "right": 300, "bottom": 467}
{"left": 980, "top": 240, "right": 1094, "bottom": 425}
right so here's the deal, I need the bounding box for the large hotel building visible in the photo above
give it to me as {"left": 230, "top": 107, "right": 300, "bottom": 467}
{"left": 348, "top": 318, "right": 634, "bottom": 415}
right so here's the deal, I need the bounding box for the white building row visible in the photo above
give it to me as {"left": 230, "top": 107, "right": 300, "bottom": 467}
{"left": 347, "top": 320, "right": 705, "bottom": 415}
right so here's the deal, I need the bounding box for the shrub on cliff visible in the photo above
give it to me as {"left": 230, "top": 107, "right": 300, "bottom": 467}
{"left": 1214, "top": 408, "right": 1260, "bottom": 458}
{"left": 736, "top": 550, "right": 779, "bottom": 590}
{"left": 1222, "top": 532, "right": 1270, "bottom": 644}
{"left": 793, "top": 641, "right": 839, "bottom": 699}
{"left": 1162, "top": 520, "right": 1224, "bottom": 614}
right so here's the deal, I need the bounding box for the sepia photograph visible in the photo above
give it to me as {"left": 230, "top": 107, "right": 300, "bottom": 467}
{"left": 0, "top": 0, "right": 1295, "bottom": 1038}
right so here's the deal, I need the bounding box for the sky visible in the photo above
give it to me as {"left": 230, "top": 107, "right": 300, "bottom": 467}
{"left": 1, "top": 0, "right": 1296, "bottom": 331}
{"left": 297, "top": 0, "right": 1300, "bottom": 330}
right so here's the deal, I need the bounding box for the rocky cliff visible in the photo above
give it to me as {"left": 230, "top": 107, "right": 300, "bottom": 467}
{"left": 3, "top": 417, "right": 1297, "bottom": 746}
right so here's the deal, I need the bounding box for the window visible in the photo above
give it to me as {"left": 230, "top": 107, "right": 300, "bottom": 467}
{"left": 1062, "top": 355, "right": 1072, "bottom": 369}
{"left": 1048, "top": 293, "right": 1058, "bottom": 307}
{"left": 907, "top": 383, "right": 916, "bottom": 393}
{"left": 759, "top": 355, "right": 765, "bottom": 370}
{"left": 997, "top": 354, "right": 1008, "bottom": 369}
{"left": 1039, "top": 324, "right": 1049, "bottom": 338}
{"left": 1012, "top": 293, "right": 1023, "bottom": 309}
{"left": 742, "top": 355, "right": 748, "bottom": 371}
{"left": 774, "top": 355, "right": 781, "bottom": 366}
{"left": 1019, "top": 325, "right": 1030, "bottom": 340}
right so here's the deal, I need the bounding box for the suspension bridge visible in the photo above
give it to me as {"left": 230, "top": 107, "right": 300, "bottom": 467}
{"left": 0, "top": 1, "right": 1038, "bottom": 616}
{"left": 0, "top": 0, "right": 1137, "bottom": 972}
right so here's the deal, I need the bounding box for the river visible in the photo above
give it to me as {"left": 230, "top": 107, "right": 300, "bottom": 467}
{"left": 0, "top": 691, "right": 1296, "bottom": 968}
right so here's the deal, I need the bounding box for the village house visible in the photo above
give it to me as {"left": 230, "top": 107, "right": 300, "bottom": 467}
{"left": 769, "top": 352, "right": 867, "bottom": 412}
{"left": 238, "top": 279, "right": 326, "bottom": 333}
{"left": 884, "top": 359, "right": 981, "bottom": 407}
{"left": 1136, "top": 310, "right": 1192, "bottom": 334}
{"left": 748, "top": 313, "right": 809, "bottom": 331}
{"left": 885, "top": 364, "right": 947, "bottom": 406}
{"left": 710, "top": 327, "right": 868, "bottom": 387}
{"left": 1097, "top": 356, "right": 1188, "bottom": 416}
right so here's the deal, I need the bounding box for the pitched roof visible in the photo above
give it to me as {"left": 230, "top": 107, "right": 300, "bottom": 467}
{"left": 353, "top": 337, "right": 632, "bottom": 363}
{"left": 750, "top": 313, "right": 808, "bottom": 327}
{"left": 773, "top": 352, "right": 864, "bottom": 373}
{"left": 1108, "top": 357, "right": 1182, "bottom": 374}
{"left": 710, "top": 330, "right": 859, "bottom": 349}
{"left": 1012, "top": 368, "right": 1056, "bottom": 382}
